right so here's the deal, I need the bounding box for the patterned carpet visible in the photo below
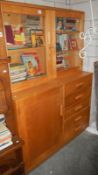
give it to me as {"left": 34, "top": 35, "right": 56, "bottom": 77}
{"left": 29, "top": 131, "right": 98, "bottom": 175}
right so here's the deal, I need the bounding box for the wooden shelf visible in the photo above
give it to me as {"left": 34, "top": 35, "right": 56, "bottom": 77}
{"left": 1, "top": 162, "right": 24, "bottom": 175}
{"left": 0, "top": 137, "right": 25, "bottom": 175}
{"left": 56, "top": 30, "right": 79, "bottom": 35}
{"left": 7, "top": 46, "right": 45, "bottom": 53}
{"left": 0, "top": 137, "right": 23, "bottom": 158}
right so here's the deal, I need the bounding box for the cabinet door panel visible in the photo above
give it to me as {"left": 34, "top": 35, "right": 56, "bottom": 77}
{"left": 17, "top": 87, "right": 62, "bottom": 170}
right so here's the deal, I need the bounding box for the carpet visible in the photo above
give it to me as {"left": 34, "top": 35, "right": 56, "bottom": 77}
{"left": 29, "top": 131, "right": 98, "bottom": 175}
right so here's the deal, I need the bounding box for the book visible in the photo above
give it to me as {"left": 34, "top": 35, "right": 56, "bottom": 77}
{"left": 69, "top": 37, "right": 78, "bottom": 50}
{"left": 0, "top": 141, "right": 13, "bottom": 151}
{"left": 21, "top": 52, "right": 42, "bottom": 77}
{"left": 56, "top": 17, "right": 64, "bottom": 31}
{"left": 5, "top": 25, "right": 15, "bottom": 45}
{"left": 64, "top": 18, "right": 77, "bottom": 31}
{"left": 9, "top": 63, "right": 27, "bottom": 83}
{"left": 57, "top": 34, "right": 69, "bottom": 51}
{"left": 0, "top": 114, "right": 5, "bottom": 124}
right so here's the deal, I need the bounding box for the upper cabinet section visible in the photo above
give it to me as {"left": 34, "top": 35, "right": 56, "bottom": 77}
{"left": 55, "top": 10, "right": 84, "bottom": 70}
{"left": 1, "top": 4, "right": 47, "bottom": 83}
{"left": 0, "top": 1, "right": 84, "bottom": 93}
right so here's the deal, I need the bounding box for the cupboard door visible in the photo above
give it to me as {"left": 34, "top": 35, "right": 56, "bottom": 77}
{"left": 15, "top": 86, "right": 63, "bottom": 171}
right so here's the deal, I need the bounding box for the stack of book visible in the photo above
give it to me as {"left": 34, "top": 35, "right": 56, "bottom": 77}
{"left": 0, "top": 114, "right": 13, "bottom": 151}
{"left": 9, "top": 63, "right": 27, "bottom": 83}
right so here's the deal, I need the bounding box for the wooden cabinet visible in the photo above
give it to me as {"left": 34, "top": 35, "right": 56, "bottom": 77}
{"left": 0, "top": 1, "right": 92, "bottom": 174}
{"left": 13, "top": 84, "right": 63, "bottom": 171}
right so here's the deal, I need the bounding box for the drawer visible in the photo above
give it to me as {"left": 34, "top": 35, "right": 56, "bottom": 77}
{"left": 65, "top": 75, "right": 92, "bottom": 96}
{"left": 65, "top": 88, "right": 91, "bottom": 107}
{"left": 73, "top": 107, "right": 90, "bottom": 133}
{"left": 63, "top": 117, "right": 75, "bottom": 142}
{"left": 64, "top": 99, "right": 90, "bottom": 120}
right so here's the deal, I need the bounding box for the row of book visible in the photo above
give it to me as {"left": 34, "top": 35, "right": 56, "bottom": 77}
{"left": 9, "top": 63, "right": 27, "bottom": 83}
{"left": 56, "top": 17, "right": 79, "bottom": 31}
{"left": 56, "top": 34, "right": 78, "bottom": 52}
{"left": 4, "top": 15, "right": 43, "bottom": 50}
{"left": 9, "top": 52, "right": 43, "bottom": 83}
{"left": 0, "top": 114, "right": 13, "bottom": 151}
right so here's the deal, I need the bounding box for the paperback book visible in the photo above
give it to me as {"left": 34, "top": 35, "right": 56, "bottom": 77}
{"left": 69, "top": 37, "right": 78, "bottom": 50}
{"left": 21, "top": 52, "right": 42, "bottom": 77}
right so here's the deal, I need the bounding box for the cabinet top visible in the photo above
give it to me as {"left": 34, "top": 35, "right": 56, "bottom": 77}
{"left": 0, "top": 0, "right": 85, "bottom": 15}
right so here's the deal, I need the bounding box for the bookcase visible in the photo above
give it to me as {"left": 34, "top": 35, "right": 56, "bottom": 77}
{"left": 0, "top": 0, "right": 92, "bottom": 174}
{"left": 0, "top": 1, "right": 84, "bottom": 92}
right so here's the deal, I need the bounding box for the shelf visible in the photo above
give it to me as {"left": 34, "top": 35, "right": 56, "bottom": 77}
{"left": 56, "top": 30, "right": 79, "bottom": 35}
{"left": 0, "top": 137, "right": 23, "bottom": 158}
{"left": 0, "top": 137, "right": 25, "bottom": 175}
{"left": 1, "top": 162, "right": 24, "bottom": 175}
{"left": 7, "top": 45, "right": 45, "bottom": 52}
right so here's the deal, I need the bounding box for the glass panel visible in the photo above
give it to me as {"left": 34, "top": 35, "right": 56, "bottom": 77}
{"left": 56, "top": 17, "right": 80, "bottom": 69}
{"left": 3, "top": 13, "right": 46, "bottom": 83}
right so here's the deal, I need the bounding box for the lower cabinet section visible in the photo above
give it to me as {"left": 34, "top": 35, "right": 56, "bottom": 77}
{"left": 13, "top": 71, "right": 92, "bottom": 173}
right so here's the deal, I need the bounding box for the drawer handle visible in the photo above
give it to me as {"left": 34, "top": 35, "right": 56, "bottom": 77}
{"left": 76, "top": 83, "right": 83, "bottom": 88}
{"left": 75, "top": 125, "right": 81, "bottom": 132}
{"left": 74, "top": 105, "right": 83, "bottom": 112}
{"left": 75, "top": 94, "right": 83, "bottom": 100}
{"left": 75, "top": 116, "right": 82, "bottom": 122}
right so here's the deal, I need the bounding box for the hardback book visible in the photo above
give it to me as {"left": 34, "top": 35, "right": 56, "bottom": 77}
{"left": 69, "top": 37, "right": 78, "bottom": 50}
{"left": 0, "top": 114, "right": 5, "bottom": 124}
{"left": 56, "top": 17, "right": 64, "bottom": 31}
{"left": 21, "top": 52, "right": 42, "bottom": 77}
{"left": 9, "top": 63, "right": 27, "bottom": 83}
{"left": 57, "top": 34, "right": 69, "bottom": 51}
{"left": 64, "top": 18, "right": 77, "bottom": 31}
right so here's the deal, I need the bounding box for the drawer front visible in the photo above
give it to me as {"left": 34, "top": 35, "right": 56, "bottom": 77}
{"left": 73, "top": 107, "right": 90, "bottom": 133}
{"left": 65, "top": 75, "right": 92, "bottom": 96}
{"left": 64, "top": 99, "right": 90, "bottom": 120}
{"left": 65, "top": 88, "right": 91, "bottom": 107}
{"left": 63, "top": 117, "right": 75, "bottom": 142}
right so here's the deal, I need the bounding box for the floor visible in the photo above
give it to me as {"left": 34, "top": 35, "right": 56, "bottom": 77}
{"left": 29, "top": 131, "right": 98, "bottom": 175}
